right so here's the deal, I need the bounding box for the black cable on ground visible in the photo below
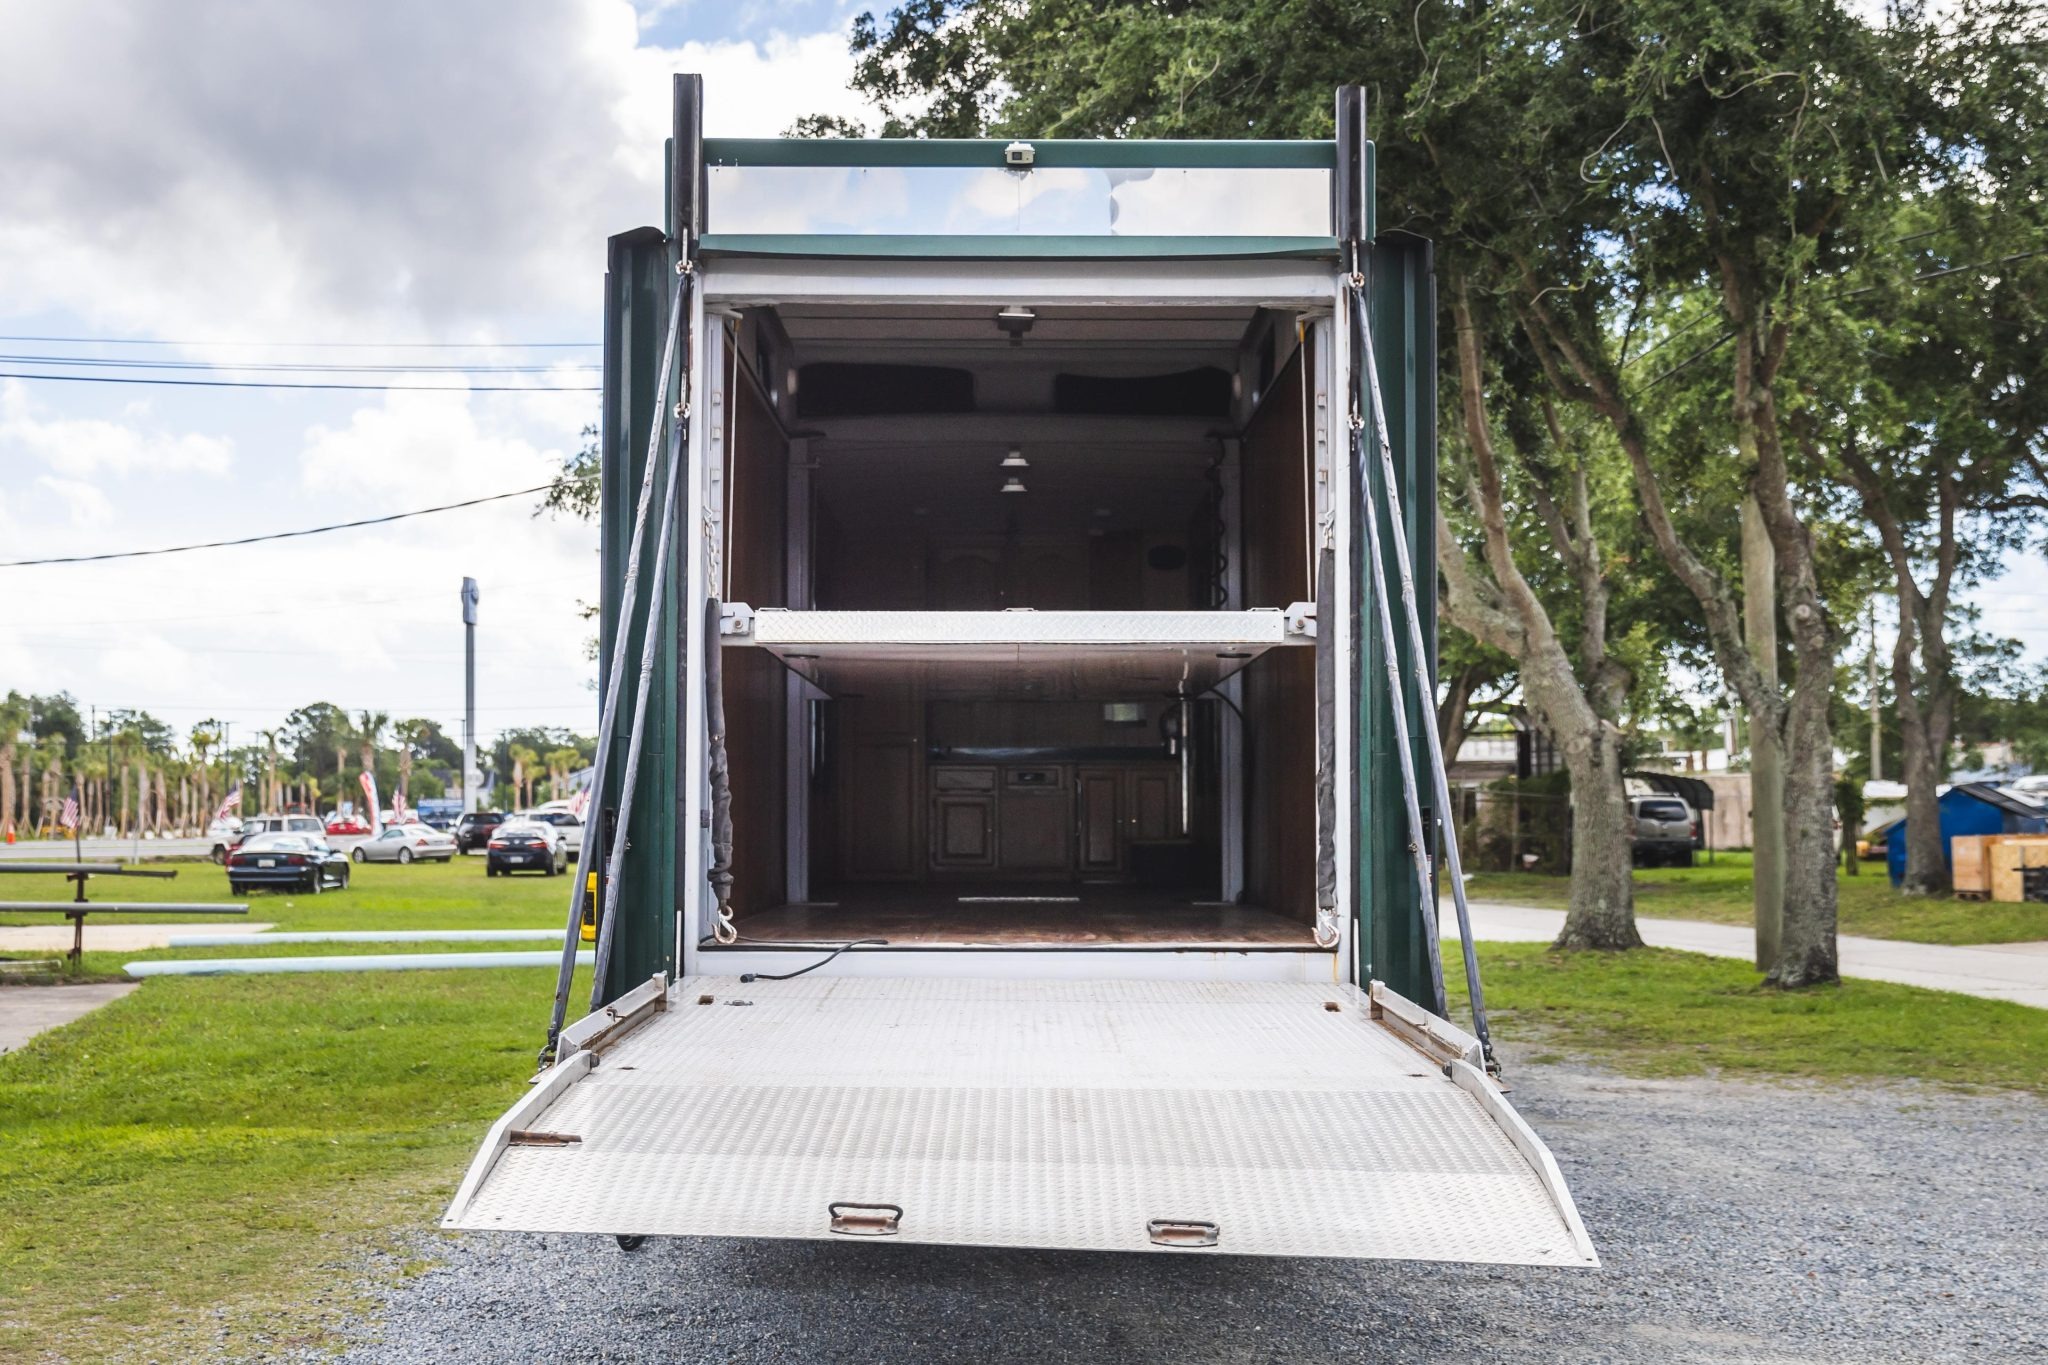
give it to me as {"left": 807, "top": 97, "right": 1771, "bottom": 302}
{"left": 738, "top": 938, "right": 889, "bottom": 982}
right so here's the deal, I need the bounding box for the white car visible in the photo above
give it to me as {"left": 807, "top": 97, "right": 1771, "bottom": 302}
{"left": 349, "top": 822, "right": 458, "bottom": 864}
{"left": 517, "top": 809, "right": 585, "bottom": 859}
{"left": 212, "top": 813, "right": 324, "bottom": 864}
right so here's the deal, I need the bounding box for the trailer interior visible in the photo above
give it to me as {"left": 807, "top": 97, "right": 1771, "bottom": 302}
{"left": 709, "top": 301, "right": 1328, "bottom": 953}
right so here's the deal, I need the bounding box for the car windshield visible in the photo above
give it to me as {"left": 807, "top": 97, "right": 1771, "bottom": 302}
{"left": 1639, "top": 801, "right": 1688, "bottom": 820}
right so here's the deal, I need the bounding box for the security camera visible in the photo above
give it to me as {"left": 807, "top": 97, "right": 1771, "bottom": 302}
{"left": 1004, "top": 141, "right": 1035, "bottom": 168}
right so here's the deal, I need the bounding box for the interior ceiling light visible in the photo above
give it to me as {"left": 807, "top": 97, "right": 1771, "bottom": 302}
{"left": 1000, "top": 475, "right": 1029, "bottom": 494}
{"left": 1000, "top": 448, "right": 1030, "bottom": 469}
{"left": 995, "top": 305, "right": 1036, "bottom": 344}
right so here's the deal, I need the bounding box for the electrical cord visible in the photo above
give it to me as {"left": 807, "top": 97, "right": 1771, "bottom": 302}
{"left": 736, "top": 938, "right": 889, "bottom": 982}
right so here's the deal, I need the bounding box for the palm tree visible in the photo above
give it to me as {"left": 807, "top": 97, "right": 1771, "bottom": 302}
{"left": 355, "top": 711, "right": 388, "bottom": 813}
{"left": 0, "top": 694, "right": 29, "bottom": 838}
{"left": 508, "top": 744, "right": 540, "bottom": 810}
{"left": 259, "top": 729, "right": 281, "bottom": 814}
{"left": 544, "top": 747, "right": 582, "bottom": 803}
{"left": 330, "top": 716, "right": 356, "bottom": 806}
{"left": 189, "top": 723, "right": 217, "bottom": 828}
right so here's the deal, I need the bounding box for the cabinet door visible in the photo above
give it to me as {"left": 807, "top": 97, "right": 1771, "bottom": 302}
{"left": 1076, "top": 768, "right": 1124, "bottom": 873}
{"left": 1129, "top": 767, "right": 1181, "bottom": 841}
{"left": 843, "top": 740, "right": 919, "bottom": 879}
{"left": 932, "top": 794, "right": 996, "bottom": 867}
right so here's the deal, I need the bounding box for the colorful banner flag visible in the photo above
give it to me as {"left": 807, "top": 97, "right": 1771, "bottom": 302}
{"left": 213, "top": 788, "right": 242, "bottom": 823}
{"left": 360, "top": 770, "right": 382, "bottom": 835}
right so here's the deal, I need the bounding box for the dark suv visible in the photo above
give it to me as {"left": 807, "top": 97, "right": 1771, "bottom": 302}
{"left": 455, "top": 811, "right": 505, "bottom": 854}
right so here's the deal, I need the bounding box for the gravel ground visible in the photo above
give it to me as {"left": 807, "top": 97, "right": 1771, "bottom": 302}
{"left": 288, "top": 1054, "right": 2046, "bottom": 1365}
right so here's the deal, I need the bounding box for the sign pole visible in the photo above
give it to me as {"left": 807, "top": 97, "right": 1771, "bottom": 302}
{"left": 462, "top": 577, "right": 480, "bottom": 814}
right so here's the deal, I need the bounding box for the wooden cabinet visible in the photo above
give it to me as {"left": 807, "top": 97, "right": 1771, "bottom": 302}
{"left": 932, "top": 794, "right": 996, "bottom": 867}
{"left": 1076, "top": 767, "right": 1125, "bottom": 873}
{"left": 999, "top": 768, "right": 1070, "bottom": 872}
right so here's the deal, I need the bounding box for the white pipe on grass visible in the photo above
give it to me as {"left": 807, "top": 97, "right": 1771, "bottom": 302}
{"left": 126, "top": 950, "right": 594, "bottom": 977}
{"left": 167, "top": 930, "right": 560, "bottom": 947}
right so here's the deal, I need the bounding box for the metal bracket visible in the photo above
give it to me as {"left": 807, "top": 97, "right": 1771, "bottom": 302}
{"left": 718, "top": 602, "right": 756, "bottom": 639}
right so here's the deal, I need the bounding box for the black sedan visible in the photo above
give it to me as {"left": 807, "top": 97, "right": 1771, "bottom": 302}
{"left": 486, "top": 820, "right": 568, "bottom": 877}
{"left": 226, "top": 833, "right": 351, "bottom": 895}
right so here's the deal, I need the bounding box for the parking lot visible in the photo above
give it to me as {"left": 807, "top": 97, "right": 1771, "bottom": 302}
{"left": 301, "top": 1052, "right": 2045, "bottom": 1365}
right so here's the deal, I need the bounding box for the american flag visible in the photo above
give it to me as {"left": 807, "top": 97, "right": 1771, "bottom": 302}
{"left": 568, "top": 786, "right": 590, "bottom": 820}
{"left": 214, "top": 789, "right": 242, "bottom": 822}
{"left": 60, "top": 779, "right": 80, "bottom": 831}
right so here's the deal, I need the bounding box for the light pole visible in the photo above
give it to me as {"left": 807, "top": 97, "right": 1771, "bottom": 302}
{"left": 462, "top": 577, "right": 480, "bottom": 814}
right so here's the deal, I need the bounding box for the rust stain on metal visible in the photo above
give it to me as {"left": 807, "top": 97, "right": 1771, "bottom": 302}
{"left": 508, "top": 1129, "right": 583, "bottom": 1147}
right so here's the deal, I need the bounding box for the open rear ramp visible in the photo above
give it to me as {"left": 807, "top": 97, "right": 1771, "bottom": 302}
{"left": 447, "top": 977, "right": 1595, "bottom": 1265}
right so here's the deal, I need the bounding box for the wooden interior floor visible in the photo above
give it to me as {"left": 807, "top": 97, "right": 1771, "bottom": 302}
{"left": 720, "top": 884, "right": 1319, "bottom": 948}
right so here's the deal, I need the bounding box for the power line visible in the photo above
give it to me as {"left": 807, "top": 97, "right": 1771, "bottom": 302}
{"left": 0, "top": 334, "right": 599, "bottom": 349}
{"left": 2, "top": 482, "right": 580, "bottom": 568}
{"left": 0, "top": 353, "right": 598, "bottom": 375}
{"left": 0, "top": 370, "right": 598, "bottom": 393}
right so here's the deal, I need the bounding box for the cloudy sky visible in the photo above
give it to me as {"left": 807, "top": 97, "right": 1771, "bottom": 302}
{"left": 0, "top": 0, "right": 876, "bottom": 752}
{"left": 0, "top": 0, "right": 2041, "bottom": 761}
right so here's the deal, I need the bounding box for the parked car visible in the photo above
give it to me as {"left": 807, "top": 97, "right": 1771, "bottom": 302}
{"left": 486, "top": 819, "right": 569, "bottom": 877}
{"left": 226, "top": 833, "right": 351, "bottom": 895}
{"left": 215, "top": 813, "right": 326, "bottom": 863}
{"left": 324, "top": 813, "right": 371, "bottom": 837}
{"left": 518, "top": 808, "right": 586, "bottom": 859}
{"left": 1628, "top": 794, "right": 1697, "bottom": 867}
{"left": 350, "top": 822, "right": 458, "bottom": 864}
{"left": 455, "top": 810, "right": 506, "bottom": 854}
{"left": 206, "top": 816, "right": 245, "bottom": 864}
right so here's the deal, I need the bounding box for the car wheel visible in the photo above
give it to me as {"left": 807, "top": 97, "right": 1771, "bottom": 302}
{"left": 228, "top": 882, "right": 245, "bottom": 896}
{"left": 338, "top": 869, "right": 350, "bottom": 890}
{"left": 351, "top": 847, "right": 366, "bottom": 863}
{"left": 211, "top": 846, "right": 227, "bottom": 865}
{"left": 308, "top": 873, "right": 323, "bottom": 895}
{"left": 397, "top": 847, "right": 413, "bottom": 865}
{"left": 487, "top": 865, "right": 498, "bottom": 877}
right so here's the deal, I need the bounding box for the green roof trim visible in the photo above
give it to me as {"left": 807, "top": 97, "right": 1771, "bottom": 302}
{"left": 698, "top": 233, "right": 1342, "bottom": 260}
{"left": 704, "top": 137, "right": 1337, "bottom": 170}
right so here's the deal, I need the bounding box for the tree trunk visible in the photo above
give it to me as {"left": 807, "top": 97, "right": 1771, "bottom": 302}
{"left": 1554, "top": 728, "right": 1638, "bottom": 950}
{"left": 0, "top": 743, "right": 14, "bottom": 836}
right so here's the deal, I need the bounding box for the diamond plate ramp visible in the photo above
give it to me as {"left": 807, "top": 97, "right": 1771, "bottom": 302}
{"left": 446, "top": 977, "right": 1596, "bottom": 1264}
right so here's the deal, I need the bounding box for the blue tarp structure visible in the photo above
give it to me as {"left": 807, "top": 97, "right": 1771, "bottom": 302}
{"left": 1889, "top": 782, "right": 2048, "bottom": 885}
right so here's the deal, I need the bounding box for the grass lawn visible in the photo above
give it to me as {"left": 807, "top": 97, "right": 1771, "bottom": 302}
{"left": 1464, "top": 850, "right": 2048, "bottom": 945}
{"left": 1450, "top": 941, "right": 2048, "bottom": 1093}
{"left": 0, "top": 964, "right": 588, "bottom": 1361}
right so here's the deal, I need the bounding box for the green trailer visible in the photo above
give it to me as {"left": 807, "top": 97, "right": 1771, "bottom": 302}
{"left": 444, "top": 77, "right": 1594, "bottom": 1267}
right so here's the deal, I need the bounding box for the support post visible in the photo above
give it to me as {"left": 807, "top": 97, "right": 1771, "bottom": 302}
{"left": 1743, "top": 496, "right": 1784, "bottom": 969}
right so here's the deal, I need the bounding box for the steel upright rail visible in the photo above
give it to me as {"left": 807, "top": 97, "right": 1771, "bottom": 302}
{"left": 542, "top": 262, "right": 690, "bottom": 1065}
{"left": 1348, "top": 277, "right": 1496, "bottom": 1070}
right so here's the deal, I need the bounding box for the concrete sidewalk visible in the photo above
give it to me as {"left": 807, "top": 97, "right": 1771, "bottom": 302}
{"left": 1448, "top": 901, "right": 2048, "bottom": 1009}
{"left": 0, "top": 983, "right": 137, "bottom": 1054}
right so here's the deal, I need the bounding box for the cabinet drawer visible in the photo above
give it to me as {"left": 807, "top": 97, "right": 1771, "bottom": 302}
{"left": 932, "top": 766, "right": 997, "bottom": 792}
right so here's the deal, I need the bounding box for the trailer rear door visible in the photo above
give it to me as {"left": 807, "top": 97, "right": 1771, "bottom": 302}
{"left": 446, "top": 976, "right": 1595, "bottom": 1265}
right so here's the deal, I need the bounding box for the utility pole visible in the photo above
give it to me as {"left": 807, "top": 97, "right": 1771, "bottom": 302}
{"left": 1868, "top": 602, "right": 1882, "bottom": 783}
{"left": 462, "top": 577, "right": 481, "bottom": 814}
{"left": 1742, "top": 496, "right": 1784, "bottom": 971}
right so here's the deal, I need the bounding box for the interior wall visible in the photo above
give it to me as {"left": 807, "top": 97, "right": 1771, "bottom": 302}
{"left": 1239, "top": 343, "right": 1315, "bottom": 923}
{"left": 720, "top": 343, "right": 790, "bottom": 918}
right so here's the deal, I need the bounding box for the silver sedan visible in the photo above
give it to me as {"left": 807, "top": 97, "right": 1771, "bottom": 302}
{"left": 349, "top": 822, "right": 458, "bottom": 864}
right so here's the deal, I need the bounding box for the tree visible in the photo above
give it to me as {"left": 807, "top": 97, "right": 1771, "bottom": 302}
{"left": 0, "top": 693, "right": 29, "bottom": 838}
{"left": 1822, "top": 4, "right": 2048, "bottom": 892}
{"left": 508, "top": 744, "right": 540, "bottom": 810}
{"left": 544, "top": 747, "right": 584, "bottom": 802}
{"left": 355, "top": 711, "right": 388, "bottom": 809}
{"left": 392, "top": 718, "right": 437, "bottom": 811}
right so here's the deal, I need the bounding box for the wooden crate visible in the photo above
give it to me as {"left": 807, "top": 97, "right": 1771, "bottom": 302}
{"left": 1988, "top": 838, "right": 2048, "bottom": 903}
{"left": 1951, "top": 835, "right": 2000, "bottom": 898}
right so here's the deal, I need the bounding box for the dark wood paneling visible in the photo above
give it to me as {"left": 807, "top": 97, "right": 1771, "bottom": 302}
{"left": 721, "top": 347, "right": 789, "bottom": 916}
{"left": 1239, "top": 344, "right": 1315, "bottom": 923}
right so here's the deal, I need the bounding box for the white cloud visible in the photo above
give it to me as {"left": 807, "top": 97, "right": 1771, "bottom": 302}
{"left": 0, "top": 2, "right": 874, "bottom": 344}
{"left": 35, "top": 475, "right": 114, "bottom": 527}
{"left": 1, "top": 381, "right": 236, "bottom": 478}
